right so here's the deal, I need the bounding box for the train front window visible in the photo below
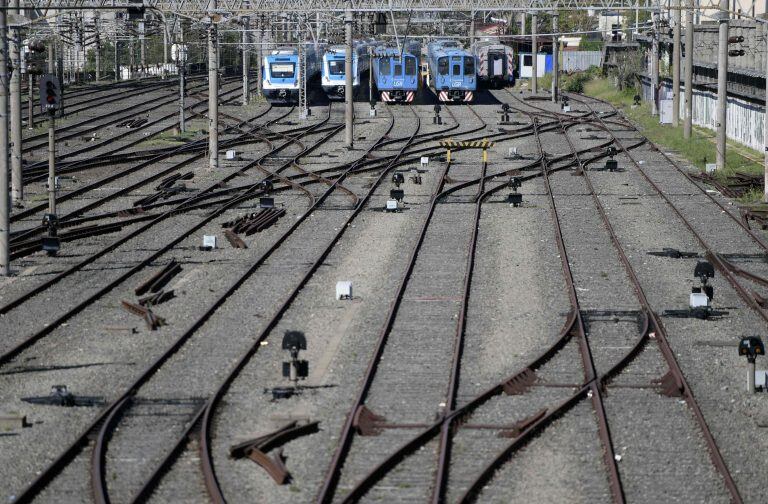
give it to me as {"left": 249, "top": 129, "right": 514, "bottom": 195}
{"left": 464, "top": 57, "right": 475, "bottom": 75}
{"left": 379, "top": 58, "right": 391, "bottom": 75}
{"left": 329, "top": 60, "right": 345, "bottom": 76}
{"left": 394, "top": 63, "right": 402, "bottom": 76}
{"left": 270, "top": 63, "right": 295, "bottom": 78}
{"left": 452, "top": 64, "right": 461, "bottom": 76}
{"left": 405, "top": 57, "right": 416, "bottom": 76}
{"left": 438, "top": 57, "right": 448, "bottom": 75}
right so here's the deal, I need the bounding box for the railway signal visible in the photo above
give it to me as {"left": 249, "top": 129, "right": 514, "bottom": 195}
{"left": 39, "top": 74, "right": 62, "bottom": 112}
{"left": 738, "top": 336, "right": 765, "bottom": 393}
{"left": 689, "top": 261, "right": 715, "bottom": 318}
{"left": 275, "top": 331, "right": 309, "bottom": 399}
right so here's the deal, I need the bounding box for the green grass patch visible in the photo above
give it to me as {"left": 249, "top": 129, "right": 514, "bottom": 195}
{"left": 136, "top": 129, "right": 199, "bottom": 148}
{"left": 582, "top": 77, "right": 764, "bottom": 203}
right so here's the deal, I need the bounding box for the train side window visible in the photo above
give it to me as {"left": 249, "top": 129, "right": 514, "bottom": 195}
{"left": 405, "top": 56, "right": 416, "bottom": 76}
{"left": 438, "top": 57, "right": 448, "bottom": 76}
{"left": 464, "top": 57, "right": 475, "bottom": 75}
{"left": 452, "top": 64, "right": 460, "bottom": 76}
{"left": 379, "top": 58, "right": 391, "bottom": 75}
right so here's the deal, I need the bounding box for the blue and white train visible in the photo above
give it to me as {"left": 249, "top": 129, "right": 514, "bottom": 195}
{"left": 321, "top": 42, "right": 372, "bottom": 99}
{"left": 371, "top": 40, "right": 421, "bottom": 103}
{"left": 262, "top": 45, "right": 323, "bottom": 104}
{"left": 426, "top": 40, "right": 477, "bottom": 102}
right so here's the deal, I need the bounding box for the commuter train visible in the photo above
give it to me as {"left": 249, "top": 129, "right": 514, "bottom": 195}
{"left": 371, "top": 40, "right": 421, "bottom": 103}
{"left": 262, "top": 44, "right": 323, "bottom": 104}
{"left": 426, "top": 40, "right": 477, "bottom": 102}
{"left": 321, "top": 42, "right": 372, "bottom": 99}
{"left": 471, "top": 41, "right": 515, "bottom": 88}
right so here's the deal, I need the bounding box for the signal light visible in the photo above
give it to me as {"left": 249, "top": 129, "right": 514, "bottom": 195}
{"left": 39, "top": 74, "right": 62, "bottom": 112}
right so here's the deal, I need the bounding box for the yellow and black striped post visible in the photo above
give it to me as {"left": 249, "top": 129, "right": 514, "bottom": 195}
{"left": 439, "top": 138, "right": 495, "bottom": 164}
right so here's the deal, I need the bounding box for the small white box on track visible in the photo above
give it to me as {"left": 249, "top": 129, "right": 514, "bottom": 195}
{"left": 563, "top": 105, "right": 571, "bottom": 113}
{"left": 689, "top": 292, "right": 709, "bottom": 308}
{"left": 226, "top": 150, "right": 239, "bottom": 160}
{"left": 705, "top": 163, "right": 717, "bottom": 174}
{"left": 386, "top": 200, "right": 399, "bottom": 211}
{"left": 369, "top": 108, "right": 377, "bottom": 117}
{"left": 508, "top": 147, "right": 517, "bottom": 156}
{"left": 420, "top": 156, "right": 429, "bottom": 166}
{"left": 203, "top": 235, "right": 217, "bottom": 249}
{"left": 336, "top": 281, "right": 353, "bottom": 300}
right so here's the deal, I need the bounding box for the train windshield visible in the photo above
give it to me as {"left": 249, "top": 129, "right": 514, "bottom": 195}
{"left": 405, "top": 56, "right": 416, "bottom": 76}
{"left": 464, "top": 57, "right": 475, "bottom": 75}
{"left": 452, "top": 63, "right": 461, "bottom": 76}
{"left": 438, "top": 57, "right": 448, "bottom": 75}
{"left": 270, "top": 63, "right": 295, "bottom": 78}
{"left": 328, "top": 59, "right": 345, "bottom": 76}
{"left": 379, "top": 58, "right": 391, "bottom": 75}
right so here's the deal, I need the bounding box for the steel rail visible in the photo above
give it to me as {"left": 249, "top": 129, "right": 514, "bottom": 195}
{"left": 8, "top": 107, "right": 345, "bottom": 504}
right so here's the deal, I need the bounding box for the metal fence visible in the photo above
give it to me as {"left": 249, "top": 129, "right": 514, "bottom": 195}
{"left": 640, "top": 77, "right": 765, "bottom": 151}
{"left": 561, "top": 51, "right": 602, "bottom": 72}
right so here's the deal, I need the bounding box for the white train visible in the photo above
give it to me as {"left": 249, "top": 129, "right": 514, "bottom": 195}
{"left": 321, "top": 41, "right": 373, "bottom": 99}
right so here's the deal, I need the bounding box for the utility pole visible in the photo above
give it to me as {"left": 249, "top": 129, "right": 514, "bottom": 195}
{"left": 95, "top": 13, "right": 101, "bottom": 82}
{"left": 242, "top": 16, "right": 250, "bottom": 105}
{"left": 470, "top": 10, "right": 475, "bottom": 45}
{"left": 178, "top": 26, "right": 186, "bottom": 132}
{"left": 344, "top": 3, "right": 354, "bottom": 148}
{"left": 256, "top": 15, "right": 263, "bottom": 97}
{"left": 139, "top": 21, "right": 146, "bottom": 76}
{"left": 298, "top": 18, "right": 308, "bottom": 119}
{"left": 716, "top": 0, "right": 729, "bottom": 170}
{"left": 129, "top": 34, "right": 135, "bottom": 78}
{"left": 10, "top": 0, "right": 23, "bottom": 205}
{"left": 47, "top": 85, "right": 56, "bottom": 217}
{"left": 520, "top": 12, "right": 526, "bottom": 36}
{"left": 208, "top": 9, "right": 219, "bottom": 169}
{"left": 683, "top": 0, "right": 694, "bottom": 139}
{"left": 552, "top": 12, "right": 559, "bottom": 102}
{"left": 1, "top": 0, "right": 10, "bottom": 276}
{"left": 672, "top": 0, "right": 681, "bottom": 126}
{"left": 531, "top": 13, "right": 538, "bottom": 93}
{"left": 651, "top": 11, "right": 660, "bottom": 116}
{"left": 27, "top": 74, "right": 34, "bottom": 129}
{"left": 114, "top": 38, "right": 120, "bottom": 81}
{"left": 764, "top": 22, "right": 768, "bottom": 201}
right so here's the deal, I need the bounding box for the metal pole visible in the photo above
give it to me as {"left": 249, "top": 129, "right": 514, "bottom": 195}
{"left": 129, "top": 34, "right": 135, "bottom": 79}
{"left": 684, "top": 0, "right": 694, "bottom": 139}
{"left": 47, "top": 40, "right": 55, "bottom": 217}
{"left": 748, "top": 360, "right": 756, "bottom": 393}
{"left": 672, "top": 0, "right": 681, "bottom": 126}
{"left": 531, "top": 13, "right": 538, "bottom": 94}
{"left": 552, "top": 12, "right": 559, "bottom": 102}
{"left": 242, "top": 16, "right": 250, "bottom": 105}
{"left": 257, "top": 16, "right": 263, "bottom": 96}
{"left": 344, "top": 3, "right": 354, "bottom": 148}
{"left": 27, "top": 73, "right": 34, "bottom": 129}
{"left": 10, "top": 0, "right": 22, "bottom": 205}
{"left": 764, "top": 22, "right": 768, "bottom": 202}
{"left": 716, "top": 0, "right": 729, "bottom": 170}
{"left": 208, "top": 17, "right": 218, "bottom": 169}
{"left": 470, "top": 10, "right": 475, "bottom": 45}
{"left": 139, "top": 22, "right": 146, "bottom": 76}
{"left": 521, "top": 12, "right": 526, "bottom": 36}
{"left": 0, "top": 0, "right": 10, "bottom": 276}
{"left": 651, "top": 11, "right": 659, "bottom": 116}
{"left": 179, "top": 26, "right": 185, "bottom": 132}
{"left": 114, "top": 38, "right": 119, "bottom": 81}
{"left": 368, "top": 46, "right": 373, "bottom": 105}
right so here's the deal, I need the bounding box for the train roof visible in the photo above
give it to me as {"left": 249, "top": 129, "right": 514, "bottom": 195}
{"left": 372, "top": 46, "right": 419, "bottom": 58}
